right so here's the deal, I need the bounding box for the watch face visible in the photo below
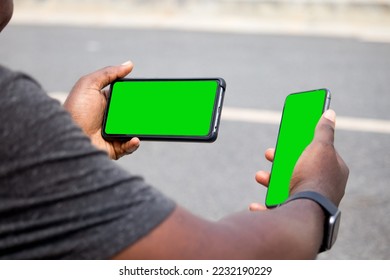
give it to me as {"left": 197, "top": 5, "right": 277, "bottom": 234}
{"left": 328, "top": 210, "right": 341, "bottom": 249}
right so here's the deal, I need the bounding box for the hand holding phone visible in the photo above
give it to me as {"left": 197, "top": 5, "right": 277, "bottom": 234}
{"left": 265, "top": 89, "right": 331, "bottom": 208}
{"left": 64, "top": 63, "right": 142, "bottom": 160}
{"left": 102, "top": 78, "right": 226, "bottom": 142}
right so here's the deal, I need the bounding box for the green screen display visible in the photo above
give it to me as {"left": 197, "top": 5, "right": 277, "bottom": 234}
{"left": 103, "top": 79, "right": 222, "bottom": 138}
{"left": 266, "top": 89, "right": 330, "bottom": 207}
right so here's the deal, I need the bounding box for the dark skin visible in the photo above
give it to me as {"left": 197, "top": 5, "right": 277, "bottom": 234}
{"left": 64, "top": 62, "right": 140, "bottom": 159}
{"left": 1, "top": 1, "right": 349, "bottom": 259}
{"left": 0, "top": 0, "right": 13, "bottom": 32}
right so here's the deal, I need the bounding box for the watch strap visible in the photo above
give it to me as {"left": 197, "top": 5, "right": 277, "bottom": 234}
{"left": 286, "top": 191, "right": 338, "bottom": 215}
{"left": 284, "top": 191, "right": 340, "bottom": 252}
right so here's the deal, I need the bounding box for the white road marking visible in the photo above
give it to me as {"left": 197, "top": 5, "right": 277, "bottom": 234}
{"left": 222, "top": 107, "right": 390, "bottom": 134}
{"left": 329, "top": 116, "right": 390, "bottom": 134}
{"left": 49, "top": 92, "right": 68, "bottom": 104}
{"left": 49, "top": 92, "right": 390, "bottom": 135}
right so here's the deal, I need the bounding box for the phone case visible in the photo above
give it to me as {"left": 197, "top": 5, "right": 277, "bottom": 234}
{"left": 265, "top": 88, "right": 331, "bottom": 208}
{"left": 102, "top": 78, "right": 226, "bottom": 143}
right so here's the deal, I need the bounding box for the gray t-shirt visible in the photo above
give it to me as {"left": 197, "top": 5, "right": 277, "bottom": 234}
{"left": 0, "top": 65, "right": 176, "bottom": 259}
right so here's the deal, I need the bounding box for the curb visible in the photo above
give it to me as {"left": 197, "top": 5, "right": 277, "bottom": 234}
{"left": 12, "top": 0, "right": 390, "bottom": 42}
{"left": 15, "top": 0, "right": 390, "bottom": 9}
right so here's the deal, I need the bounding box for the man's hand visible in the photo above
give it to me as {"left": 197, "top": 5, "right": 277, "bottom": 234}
{"left": 251, "top": 109, "right": 349, "bottom": 210}
{"left": 290, "top": 109, "right": 349, "bottom": 206}
{"left": 64, "top": 62, "right": 140, "bottom": 160}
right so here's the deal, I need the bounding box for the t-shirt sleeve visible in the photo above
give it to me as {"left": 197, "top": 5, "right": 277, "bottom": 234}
{"left": 0, "top": 66, "right": 176, "bottom": 259}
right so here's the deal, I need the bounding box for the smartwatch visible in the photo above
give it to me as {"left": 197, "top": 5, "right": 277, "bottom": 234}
{"left": 284, "top": 191, "right": 341, "bottom": 252}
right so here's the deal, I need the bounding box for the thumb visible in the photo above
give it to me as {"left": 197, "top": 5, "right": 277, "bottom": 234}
{"left": 78, "top": 61, "right": 134, "bottom": 91}
{"left": 313, "top": 109, "right": 336, "bottom": 145}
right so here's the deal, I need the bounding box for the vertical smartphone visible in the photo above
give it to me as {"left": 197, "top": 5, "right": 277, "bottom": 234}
{"left": 265, "top": 88, "right": 331, "bottom": 208}
{"left": 102, "top": 78, "right": 226, "bottom": 142}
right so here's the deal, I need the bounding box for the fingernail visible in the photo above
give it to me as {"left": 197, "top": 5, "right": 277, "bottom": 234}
{"left": 324, "top": 109, "right": 336, "bottom": 123}
{"left": 121, "top": 60, "right": 132, "bottom": 66}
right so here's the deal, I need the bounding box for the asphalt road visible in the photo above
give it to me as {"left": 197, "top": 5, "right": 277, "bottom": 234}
{"left": 1, "top": 24, "right": 389, "bottom": 259}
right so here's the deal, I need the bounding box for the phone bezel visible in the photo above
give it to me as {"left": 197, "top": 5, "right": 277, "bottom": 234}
{"left": 101, "top": 78, "right": 226, "bottom": 142}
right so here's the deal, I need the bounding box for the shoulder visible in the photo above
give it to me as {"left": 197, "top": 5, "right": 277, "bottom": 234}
{"left": 0, "top": 64, "right": 87, "bottom": 168}
{"left": 0, "top": 64, "right": 53, "bottom": 114}
{"left": 0, "top": 65, "right": 43, "bottom": 95}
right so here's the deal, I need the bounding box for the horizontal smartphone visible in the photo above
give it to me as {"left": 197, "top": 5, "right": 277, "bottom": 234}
{"left": 102, "top": 78, "right": 226, "bottom": 142}
{"left": 265, "top": 88, "right": 331, "bottom": 208}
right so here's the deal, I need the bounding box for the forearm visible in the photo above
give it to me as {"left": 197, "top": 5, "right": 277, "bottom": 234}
{"left": 215, "top": 200, "right": 325, "bottom": 259}
{"left": 113, "top": 200, "right": 325, "bottom": 260}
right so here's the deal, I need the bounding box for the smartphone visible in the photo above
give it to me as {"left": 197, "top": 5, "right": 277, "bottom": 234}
{"left": 102, "top": 78, "right": 226, "bottom": 142}
{"left": 265, "top": 88, "right": 331, "bottom": 208}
